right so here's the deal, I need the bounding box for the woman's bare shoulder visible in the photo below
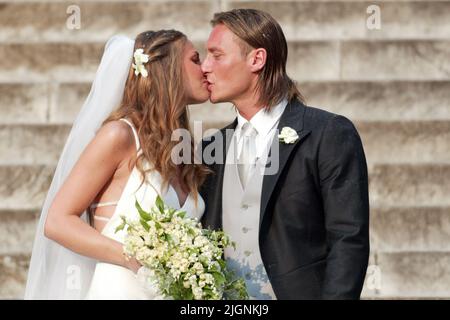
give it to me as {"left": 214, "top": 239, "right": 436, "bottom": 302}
{"left": 92, "top": 120, "right": 136, "bottom": 156}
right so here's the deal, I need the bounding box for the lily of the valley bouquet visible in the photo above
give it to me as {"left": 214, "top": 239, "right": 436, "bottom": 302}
{"left": 115, "top": 196, "right": 249, "bottom": 300}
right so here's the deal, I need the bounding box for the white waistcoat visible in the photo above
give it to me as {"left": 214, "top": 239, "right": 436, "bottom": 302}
{"left": 222, "top": 137, "right": 277, "bottom": 300}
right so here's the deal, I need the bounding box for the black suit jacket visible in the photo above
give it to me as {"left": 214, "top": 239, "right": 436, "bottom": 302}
{"left": 199, "top": 99, "right": 370, "bottom": 299}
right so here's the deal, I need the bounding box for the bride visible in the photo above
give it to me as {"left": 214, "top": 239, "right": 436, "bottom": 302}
{"left": 24, "top": 30, "right": 211, "bottom": 299}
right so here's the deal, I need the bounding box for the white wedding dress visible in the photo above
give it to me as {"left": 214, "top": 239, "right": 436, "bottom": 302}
{"left": 85, "top": 118, "right": 205, "bottom": 299}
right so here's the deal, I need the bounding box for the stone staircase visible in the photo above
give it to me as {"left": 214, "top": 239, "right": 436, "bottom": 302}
{"left": 1, "top": 0, "right": 449, "bottom": 299}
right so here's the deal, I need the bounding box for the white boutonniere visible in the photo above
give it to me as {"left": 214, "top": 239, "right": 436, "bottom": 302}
{"left": 132, "top": 48, "right": 150, "bottom": 77}
{"left": 278, "top": 126, "right": 299, "bottom": 144}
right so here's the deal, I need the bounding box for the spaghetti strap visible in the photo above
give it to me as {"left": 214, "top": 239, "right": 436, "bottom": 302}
{"left": 93, "top": 215, "right": 111, "bottom": 222}
{"left": 90, "top": 201, "right": 118, "bottom": 209}
{"left": 119, "top": 118, "right": 141, "bottom": 154}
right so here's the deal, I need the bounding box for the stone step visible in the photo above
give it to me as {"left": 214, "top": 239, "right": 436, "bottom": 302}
{"left": 0, "top": 83, "right": 50, "bottom": 124}
{"left": 0, "top": 124, "right": 70, "bottom": 165}
{"left": 340, "top": 40, "right": 450, "bottom": 81}
{"left": 0, "top": 42, "right": 104, "bottom": 83}
{"left": 1, "top": 121, "right": 449, "bottom": 165}
{"left": 0, "top": 165, "right": 55, "bottom": 210}
{"left": 1, "top": 40, "right": 450, "bottom": 82}
{"left": 0, "top": 254, "right": 29, "bottom": 299}
{"left": 365, "top": 252, "right": 450, "bottom": 298}
{"left": 370, "top": 164, "right": 450, "bottom": 207}
{"left": 227, "top": 1, "right": 450, "bottom": 40}
{"left": 370, "top": 207, "right": 450, "bottom": 252}
{"left": 0, "top": 210, "right": 38, "bottom": 255}
{"left": 356, "top": 121, "right": 450, "bottom": 164}
{"left": 1, "top": 1, "right": 449, "bottom": 43}
{"left": 1, "top": 163, "right": 449, "bottom": 210}
{"left": 0, "top": 1, "right": 217, "bottom": 43}
{"left": 3, "top": 80, "right": 450, "bottom": 125}
{"left": 288, "top": 39, "right": 450, "bottom": 81}
{"left": 300, "top": 80, "right": 450, "bottom": 121}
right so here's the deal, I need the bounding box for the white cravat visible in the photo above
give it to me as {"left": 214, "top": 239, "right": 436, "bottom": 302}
{"left": 231, "top": 99, "right": 288, "bottom": 188}
{"left": 237, "top": 122, "right": 258, "bottom": 189}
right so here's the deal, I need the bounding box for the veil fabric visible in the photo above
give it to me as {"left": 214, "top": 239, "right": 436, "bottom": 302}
{"left": 24, "top": 35, "right": 135, "bottom": 299}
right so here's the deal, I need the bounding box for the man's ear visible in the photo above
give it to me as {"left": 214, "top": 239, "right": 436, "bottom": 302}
{"left": 248, "top": 48, "right": 267, "bottom": 73}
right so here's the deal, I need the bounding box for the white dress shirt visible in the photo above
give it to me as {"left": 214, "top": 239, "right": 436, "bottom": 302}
{"left": 234, "top": 98, "right": 288, "bottom": 165}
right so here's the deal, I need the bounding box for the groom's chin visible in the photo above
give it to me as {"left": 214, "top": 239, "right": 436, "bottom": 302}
{"left": 208, "top": 95, "right": 222, "bottom": 104}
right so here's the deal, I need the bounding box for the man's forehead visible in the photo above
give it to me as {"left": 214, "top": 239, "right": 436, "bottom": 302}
{"left": 207, "top": 24, "right": 234, "bottom": 48}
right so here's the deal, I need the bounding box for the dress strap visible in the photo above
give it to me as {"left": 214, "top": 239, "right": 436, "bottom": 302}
{"left": 90, "top": 201, "right": 118, "bottom": 209}
{"left": 119, "top": 118, "right": 141, "bottom": 155}
{"left": 93, "top": 215, "right": 111, "bottom": 222}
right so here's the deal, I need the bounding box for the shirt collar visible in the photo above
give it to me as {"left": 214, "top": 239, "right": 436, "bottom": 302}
{"left": 236, "top": 98, "right": 288, "bottom": 138}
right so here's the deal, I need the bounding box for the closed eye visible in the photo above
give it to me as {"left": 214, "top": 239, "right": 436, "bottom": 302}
{"left": 191, "top": 53, "right": 201, "bottom": 65}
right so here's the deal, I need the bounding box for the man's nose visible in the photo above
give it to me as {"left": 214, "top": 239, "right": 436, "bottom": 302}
{"left": 201, "top": 56, "right": 211, "bottom": 73}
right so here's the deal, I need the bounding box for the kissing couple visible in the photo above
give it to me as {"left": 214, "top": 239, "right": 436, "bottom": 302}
{"left": 25, "top": 8, "right": 370, "bottom": 300}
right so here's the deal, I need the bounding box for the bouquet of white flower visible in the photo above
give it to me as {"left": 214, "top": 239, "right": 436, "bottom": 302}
{"left": 115, "top": 195, "right": 249, "bottom": 300}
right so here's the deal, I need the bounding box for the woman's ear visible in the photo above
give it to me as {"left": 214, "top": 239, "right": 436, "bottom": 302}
{"left": 248, "top": 48, "right": 267, "bottom": 73}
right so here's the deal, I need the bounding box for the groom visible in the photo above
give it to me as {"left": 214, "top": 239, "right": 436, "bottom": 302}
{"left": 199, "top": 9, "right": 370, "bottom": 299}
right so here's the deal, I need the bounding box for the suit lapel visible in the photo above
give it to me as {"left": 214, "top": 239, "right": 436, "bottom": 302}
{"left": 260, "top": 100, "right": 310, "bottom": 229}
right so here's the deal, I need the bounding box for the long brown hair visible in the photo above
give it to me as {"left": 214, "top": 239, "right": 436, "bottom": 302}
{"left": 211, "top": 9, "right": 304, "bottom": 110}
{"left": 104, "top": 30, "right": 210, "bottom": 202}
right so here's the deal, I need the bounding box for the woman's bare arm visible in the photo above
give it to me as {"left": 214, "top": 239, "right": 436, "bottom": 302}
{"left": 44, "top": 120, "right": 141, "bottom": 272}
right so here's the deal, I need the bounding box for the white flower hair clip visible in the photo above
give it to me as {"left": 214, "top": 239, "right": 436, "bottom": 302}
{"left": 132, "top": 48, "right": 150, "bottom": 77}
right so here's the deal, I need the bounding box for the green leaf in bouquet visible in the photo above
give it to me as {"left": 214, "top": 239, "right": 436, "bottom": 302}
{"left": 114, "top": 222, "right": 125, "bottom": 233}
{"left": 185, "top": 289, "right": 194, "bottom": 300}
{"left": 167, "top": 208, "right": 176, "bottom": 220}
{"left": 224, "top": 278, "right": 249, "bottom": 300}
{"left": 199, "top": 256, "right": 208, "bottom": 266}
{"left": 135, "top": 198, "right": 152, "bottom": 221}
{"left": 140, "top": 219, "right": 150, "bottom": 232}
{"left": 202, "top": 287, "right": 214, "bottom": 299}
{"left": 207, "top": 261, "right": 220, "bottom": 273}
{"left": 164, "top": 233, "right": 173, "bottom": 243}
{"left": 114, "top": 215, "right": 127, "bottom": 233}
{"left": 176, "top": 277, "right": 195, "bottom": 300}
{"left": 188, "top": 248, "right": 200, "bottom": 257}
{"left": 211, "top": 271, "right": 226, "bottom": 286}
{"left": 154, "top": 220, "right": 162, "bottom": 230}
{"left": 187, "top": 228, "right": 196, "bottom": 237}
{"left": 177, "top": 210, "right": 186, "bottom": 219}
{"left": 218, "top": 259, "right": 227, "bottom": 270}
{"left": 155, "top": 195, "right": 165, "bottom": 213}
{"left": 222, "top": 268, "right": 249, "bottom": 300}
